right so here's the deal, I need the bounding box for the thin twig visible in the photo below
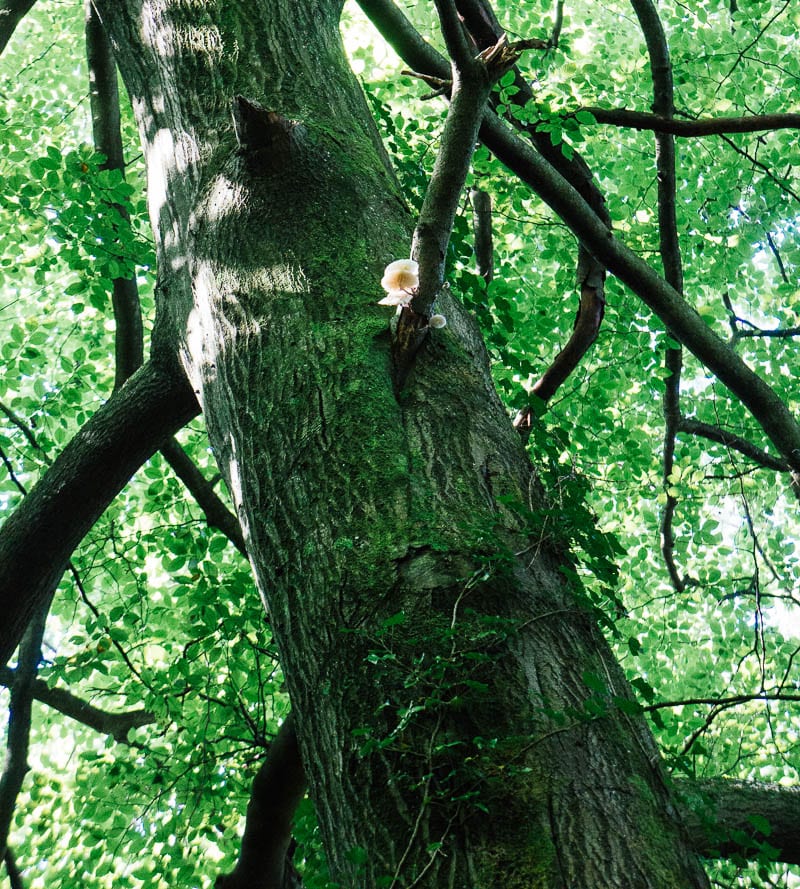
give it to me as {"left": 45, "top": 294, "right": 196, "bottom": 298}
{"left": 678, "top": 418, "right": 788, "bottom": 472}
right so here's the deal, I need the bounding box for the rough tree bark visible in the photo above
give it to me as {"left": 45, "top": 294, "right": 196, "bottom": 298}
{"left": 19, "top": 1, "right": 713, "bottom": 886}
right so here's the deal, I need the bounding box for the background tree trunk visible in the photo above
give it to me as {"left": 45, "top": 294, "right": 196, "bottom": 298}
{"left": 96, "top": 1, "right": 710, "bottom": 885}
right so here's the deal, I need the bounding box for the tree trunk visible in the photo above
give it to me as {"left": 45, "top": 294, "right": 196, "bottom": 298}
{"left": 95, "top": 1, "right": 710, "bottom": 885}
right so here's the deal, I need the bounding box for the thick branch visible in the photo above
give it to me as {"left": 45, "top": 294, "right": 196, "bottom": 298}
{"left": 410, "top": 0, "right": 491, "bottom": 307}
{"left": 393, "top": 1, "right": 495, "bottom": 380}
{"left": 679, "top": 778, "right": 800, "bottom": 867}
{"left": 0, "top": 0, "right": 35, "bottom": 56}
{"left": 469, "top": 187, "right": 493, "bottom": 282}
{"left": 85, "top": 0, "right": 144, "bottom": 389}
{"left": 0, "top": 605, "right": 47, "bottom": 862}
{"left": 381, "top": 0, "right": 608, "bottom": 419}
{"left": 577, "top": 107, "right": 800, "bottom": 136}
{"left": 357, "top": 0, "right": 448, "bottom": 77}
{"left": 0, "top": 667, "right": 155, "bottom": 743}
{"left": 435, "top": 0, "right": 474, "bottom": 70}
{"left": 215, "top": 714, "right": 306, "bottom": 889}
{"left": 0, "top": 360, "right": 199, "bottom": 668}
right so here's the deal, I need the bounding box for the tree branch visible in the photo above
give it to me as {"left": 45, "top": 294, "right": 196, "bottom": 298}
{"left": 477, "top": 110, "right": 800, "bottom": 488}
{"left": 4, "top": 847, "right": 25, "bottom": 889}
{"left": 0, "top": 359, "right": 199, "bottom": 669}
{"left": 718, "top": 132, "right": 800, "bottom": 204}
{"left": 85, "top": 0, "right": 144, "bottom": 390}
{"left": 358, "top": 0, "right": 800, "bottom": 488}
{"left": 722, "top": 294, "right": 800, "bottom": 344}
{"left": 440, "top": 0, "right": 609, "bottom": 419}
{"left": 529, "top": 263, "right": 605, "bottom": 403}
{"left": 436, "top": 0, "right": 474, "bottom": 69}
{"left": 678, "top": 418, "right": 788, "bottom": 472}
{"left": 357, "top": 0, "right": 448, "bottom": 77}
{"left": 0, "top": 603, "right": 48, "bottom": 862}
{"left": 393, "top": 0, "right": 496, "bottom": 381}
{"left": 575, "top": 107, "right": 800, "bottom": 137}
{"left": 3, "top": 846, "right": 24, "bottom": 889}
{"left": 679, "top": 777, "right": 800, "bottom": 867}
{"left": 734, "top": 325, "right": 800, "bottom": 341}
{"left": 0, "top": 667, "right": 154, "bottom": 743}
{"left": 0, "top": 402, "right": 49, "bottom": 462}
{"left": 469, "top": 187, "right": 493, "bottom": 282}
{"left": 549, "top": 0, "right": 564, "bottom": 48}
{"left": 629, "top": 0, "right": 689, "bottom": 591}
{"left": 215, "top": 714, "right": 306, "bottom": 889}
{"left": 0, "top": 0, "right": 36, "bottom": 56}
{"left": 645, "top": 692, "right": 800, "bottom": 711}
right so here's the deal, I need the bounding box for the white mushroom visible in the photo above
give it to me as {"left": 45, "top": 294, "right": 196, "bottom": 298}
{"left": 380, "top": 259, "right": 419, "bottom": 293}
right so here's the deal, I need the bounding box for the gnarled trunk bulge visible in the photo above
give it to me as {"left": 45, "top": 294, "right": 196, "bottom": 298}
{"left": 95, "top": 1, "right": 709, "bottom": 885}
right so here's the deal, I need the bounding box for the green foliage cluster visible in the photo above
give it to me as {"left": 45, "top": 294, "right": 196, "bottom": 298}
{"left": 0, "top": 1, "right": 798, "bottom": 887}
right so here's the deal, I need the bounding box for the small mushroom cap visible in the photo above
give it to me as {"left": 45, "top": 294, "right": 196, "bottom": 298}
{"left": 429, "top": 314, "right": 447, "bottom": 329}
{"left": 381, "top": 259, "right": 419, "bottom": 293}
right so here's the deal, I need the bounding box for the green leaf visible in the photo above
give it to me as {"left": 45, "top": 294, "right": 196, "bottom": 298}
{"left": 747, "top": 814, "right": 772, "bottom": 837}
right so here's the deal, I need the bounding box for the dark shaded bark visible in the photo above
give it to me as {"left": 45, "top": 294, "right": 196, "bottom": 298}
{"left": 92, "top": 2, "right": 710, "bottom": 885}
{"left": 680, "top": 778, "right": 800, "bottom": 867}
{"left": 3, "top": 846, "right": 23, "bottom": 889}
{"left": 0, "top": 0, "right": 35, "bottom": 56}
{"left": 215, "top": 715, "right": 305, "bottom": 889}
{"left": 0, "top": 604, "right": 47, "bottom": 861}
{"left": 217, "top": 715, "right": 800, "bottom": 872}
{"left": 469, "top": 188, "right": 493, "bottom": 282}
{"left": 0, "top": 360, "right": 199, "bottom": 668}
